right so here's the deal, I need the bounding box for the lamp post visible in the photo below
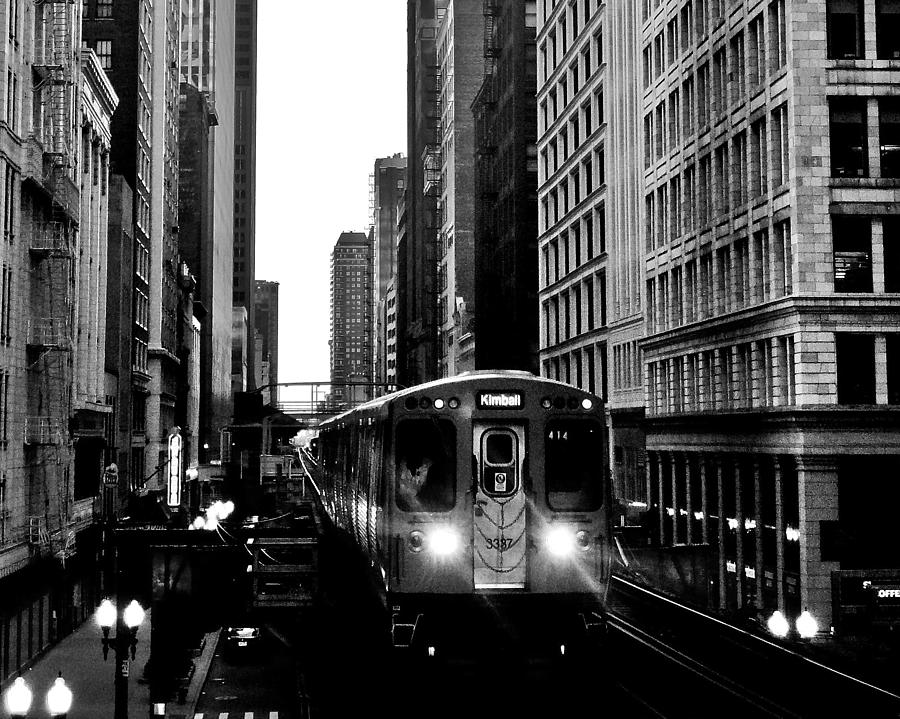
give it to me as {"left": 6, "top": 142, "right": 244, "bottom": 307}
{"left": 3, "top": 672, "right": 73, "bottom": 719}
{"left": 96, "top": 598, "right": 145, "bottom": 719}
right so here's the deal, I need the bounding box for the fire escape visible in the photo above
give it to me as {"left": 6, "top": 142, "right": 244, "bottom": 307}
{"left": 422, "top": 59, "right": 443, "bottom": 372}
{"left": 26, "top": 0, "right": 78, "bottom": 559}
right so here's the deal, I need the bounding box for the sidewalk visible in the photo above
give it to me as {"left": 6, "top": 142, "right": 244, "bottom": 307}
{"left": 6, "top": 610, "right": 220, "bottom": 719}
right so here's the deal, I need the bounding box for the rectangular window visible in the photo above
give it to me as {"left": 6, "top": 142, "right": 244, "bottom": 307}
{"left": 97, "top": 0, "right": 113, "bottom": 18}
{"left": 768, "top": 0, "right": 787, "bottom": 70}
{"left": 395, "top": 419, "right": 456, "bottom": 512}
{"left": 830, "top": 97, "right": 868, "bottom": 178}
{"left": 682, "top": 76, "right": 695, "bottom": 137}
{"left": 732, "top": 131, "right": 747, "bottom": 207}
{"left": 697, "top": 62, "right": 709, "bottom": 127}
{"left": 879, "top": 98, "right": 900, "bottom": 178}
{"left": 712, "top": 47, "right": 727, "bottom": 115}
{"left": 771, "top": 103, "right": 790, "bottom": 186}
{"left": 748, "top": 13, "right": 766, "bottom": 86}
{"left": 829, "top": 0, "right": 865, "bottom": 59}
{"left": 681, "top": 1, "right": 694, "bottom": 51}
{"left": 94, "top": 40, "right": 112, "bottom": 70}
{"left": 884, "top": 217, "right": 900, "bottom": 292}
{"left": 730, "top": 31, "right": 746, "bottom": 105}
{"left": 877, "top": 0, "right": 900, "bottom": 58}
{"left": 888, "top": 335, "right": 900, "bottom": 403}
{"left": 836, "top": 334, "right": 876, "bottom": 404}
{"left": 750, "top": 118, "right": 768, "bottom": 197}
{"left": 833, "top": 216, "right": 873, "bottom": 292}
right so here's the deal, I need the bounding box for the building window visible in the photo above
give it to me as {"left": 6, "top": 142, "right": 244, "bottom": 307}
{"left": 94, "top": 40, "right": 112, "bottom": 69}
{"left": 97, "top": 0, "right": 113, "bottom": 18}
{"left": 886, "top": 218, "right": 900, "bottom": 292}
{"left": 836, "top": 334, "right": 875, "bottom": 404}
{"left": 833, "top": 216, "right": 872, "bottom": 292}
{"left": 879, "top": 98, "right": 900, "bottom": 178}
{"left": 828, "top": 0, "right": 865, "bottom": 59}
{"left": 888, "top": 335, "right": 900, "bottom": 403}
{"left": 830, "top": 97, "right": 868, "bottom": 178}
{"left": 876, "top": 0, "right": 900, "bottom": 59}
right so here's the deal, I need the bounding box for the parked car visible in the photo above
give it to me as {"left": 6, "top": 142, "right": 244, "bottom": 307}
{"left": 223, "top": 625, "right": 262, "bottom": 657}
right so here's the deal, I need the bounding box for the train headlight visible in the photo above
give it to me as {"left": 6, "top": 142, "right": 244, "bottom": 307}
{"left": 408, "top": 530, "right": 425, "bottom": 553}
{"left": 429, "top": 527, "right": 460, "bottom": 556}
{"left": 581, "top": 398, "right": 593, "bottom": 410}
{"left": 546, "top": 527, "right": 576, "bottom": 557}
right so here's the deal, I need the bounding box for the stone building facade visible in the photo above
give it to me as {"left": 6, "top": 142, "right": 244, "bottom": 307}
{"left": 538, "top": 0, "right": 900, "bottom": 636}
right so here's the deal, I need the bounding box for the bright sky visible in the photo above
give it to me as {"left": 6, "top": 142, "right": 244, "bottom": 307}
{"left": 255, "top": 1, "right": 407, "bottom": 390}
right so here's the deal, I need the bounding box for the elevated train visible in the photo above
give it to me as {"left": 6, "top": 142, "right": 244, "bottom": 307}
{"left": 317, "top": 370, "right": 611, "bottom": 656}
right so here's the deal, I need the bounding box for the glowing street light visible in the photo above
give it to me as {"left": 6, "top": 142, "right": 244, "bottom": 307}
{"left": 46, "top": 673, "right": 73, "bottom": 718}
{"left": 767, "top": 610, "right": 790, "bottom": 638}
{"left": 96, "top": 599, "right": 146, "bottom": 718}
{"left": 3, "top": 676, "right": 33, "bottom": 718}
{"left": 3, "top": 672, "right": 74, "bottom": 719}
{"left": 796, "top": 609, "right": 819, "bottom": 639}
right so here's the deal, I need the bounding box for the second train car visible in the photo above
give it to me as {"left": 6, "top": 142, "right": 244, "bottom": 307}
{"left": 317, "top": 370, "right": 611, "bottom": 656}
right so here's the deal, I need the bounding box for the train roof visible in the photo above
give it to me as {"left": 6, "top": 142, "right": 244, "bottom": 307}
{"left": 318, "top": 370, "right": 599, "bottom": 428}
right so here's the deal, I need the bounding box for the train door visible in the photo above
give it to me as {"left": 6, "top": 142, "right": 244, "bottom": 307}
{"left": 473, "top": 423, "right": 527, "bottom": 590}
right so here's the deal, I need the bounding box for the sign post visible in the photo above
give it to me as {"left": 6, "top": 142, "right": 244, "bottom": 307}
{"left": 167, "top": 428, "right": 183, "bottom": 507}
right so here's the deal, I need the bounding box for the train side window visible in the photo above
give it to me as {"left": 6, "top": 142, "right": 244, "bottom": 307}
{"left": 395, "top": 419, "right": 456, "bottom": 512}
{"left": 545, "top": 419, "right": 604, "bottom": 511}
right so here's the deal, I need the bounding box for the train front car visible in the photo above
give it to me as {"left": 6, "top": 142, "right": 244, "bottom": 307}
{"left": 387, "top": 370, "right": 610, "bottom": 658}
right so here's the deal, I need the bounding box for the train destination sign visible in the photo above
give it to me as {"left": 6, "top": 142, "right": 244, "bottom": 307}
{"left": 478, "top": 391, "right": 523, "bottom": 409}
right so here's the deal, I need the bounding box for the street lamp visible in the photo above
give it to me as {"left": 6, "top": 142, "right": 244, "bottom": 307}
{"left": 3, "top": 676, "right": 32, "bottom": 718}
{"left": 3, "top": 672, "right": 73, "bottom": 719}
{"left": 96, "top": 598, "right": 145, "bottom": 719}
{"left": 46, "top": 674, "right": 72, "bottom": 718}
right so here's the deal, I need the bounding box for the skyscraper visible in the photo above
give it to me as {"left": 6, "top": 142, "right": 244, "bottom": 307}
{"left": 473, "top": 0, "right": 540, "bottom": 372}
{"left": 372, "top": 154, "right": 406, "bottom": 389}
{"left": 179, "top": 0, "right": 236, "bottom": 460}
{"left": 254, "top": 280, "right": 279, "bottom": 406}
{"left": 330, "top": 232, "right": 373, "bottom": 407}
{"left": 84, "top": 0, "right": 185, "bottom": 491}
{"left": 233, "top": 0, "right": 258, "bottom": 387}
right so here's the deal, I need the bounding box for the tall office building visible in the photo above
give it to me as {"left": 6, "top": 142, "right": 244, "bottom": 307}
{"left": 254, "top": 280, "right": 279, "bottom": 406}
{"left": 473, "top": 0, "right": 540, "bottom": 373}
{"left": 432, "top": 0, "right": 482, "bottom": 376}
{"left": 539, "top": 0, "right": 900, "bottom": 636}
{"left": 399, "top": 1, "right": 442, "bottom": 387}
{"left": 372, "top": 154, "right": 406, "bottom": 388}
{"left": 180, "top": 0, "right": 236, "bottom": 460}
{"left": 84, "top": 0, "right": 185, "bottom": 492}
{"left": 330, "top": 232, "right": 373, "bottom": 407}
{"left": 233, "top": 0, "right": 258, "bottom": 387}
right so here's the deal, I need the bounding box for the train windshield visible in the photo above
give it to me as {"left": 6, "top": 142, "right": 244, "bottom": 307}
{"left": 545, "top": 419, "right": 604, "bottom": 511}
{"left": 395, "top": 419, "right": 457, "bottom": 512}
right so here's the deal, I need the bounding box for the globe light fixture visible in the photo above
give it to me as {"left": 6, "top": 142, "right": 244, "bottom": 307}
{"left": 766, "top": 610, "right": 790, "bottom": 638}
{"left": 46, "top": 672, "right": 73, "bottom": 718}
{"left": 3, "top": 676, "right": 33, "bottom": 718}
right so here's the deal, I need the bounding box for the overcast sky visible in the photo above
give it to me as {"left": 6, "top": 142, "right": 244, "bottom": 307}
{"left": 255, "top": 1, "right": 407, "bottom": 392}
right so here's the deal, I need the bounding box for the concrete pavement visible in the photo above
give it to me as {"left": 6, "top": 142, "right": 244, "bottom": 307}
{"left": 2, "top": 610, "right": 219, "bottom": 719}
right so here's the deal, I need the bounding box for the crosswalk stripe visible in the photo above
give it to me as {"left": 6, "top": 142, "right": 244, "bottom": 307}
{"left": 191, "top": 713, "right": 279, "bottom": 718}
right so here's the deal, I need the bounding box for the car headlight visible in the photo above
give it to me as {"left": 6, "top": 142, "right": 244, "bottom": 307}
{"left": 546, "top": 527, "right": 576, "bottom": 557}
{"left": 429, "top": 527, "right": 459, "bottom": 556}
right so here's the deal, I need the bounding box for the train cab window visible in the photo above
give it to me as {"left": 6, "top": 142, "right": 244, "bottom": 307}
{"left": 545, "top": 420, "right": 604, "bottom": 511}
{"left": 395, "top": 419, "right": 456, "bottom": 512}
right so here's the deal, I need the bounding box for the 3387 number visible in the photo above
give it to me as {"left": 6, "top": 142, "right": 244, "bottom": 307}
{"left": 486, "top": 537, "right": 513, "bottom": 551}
